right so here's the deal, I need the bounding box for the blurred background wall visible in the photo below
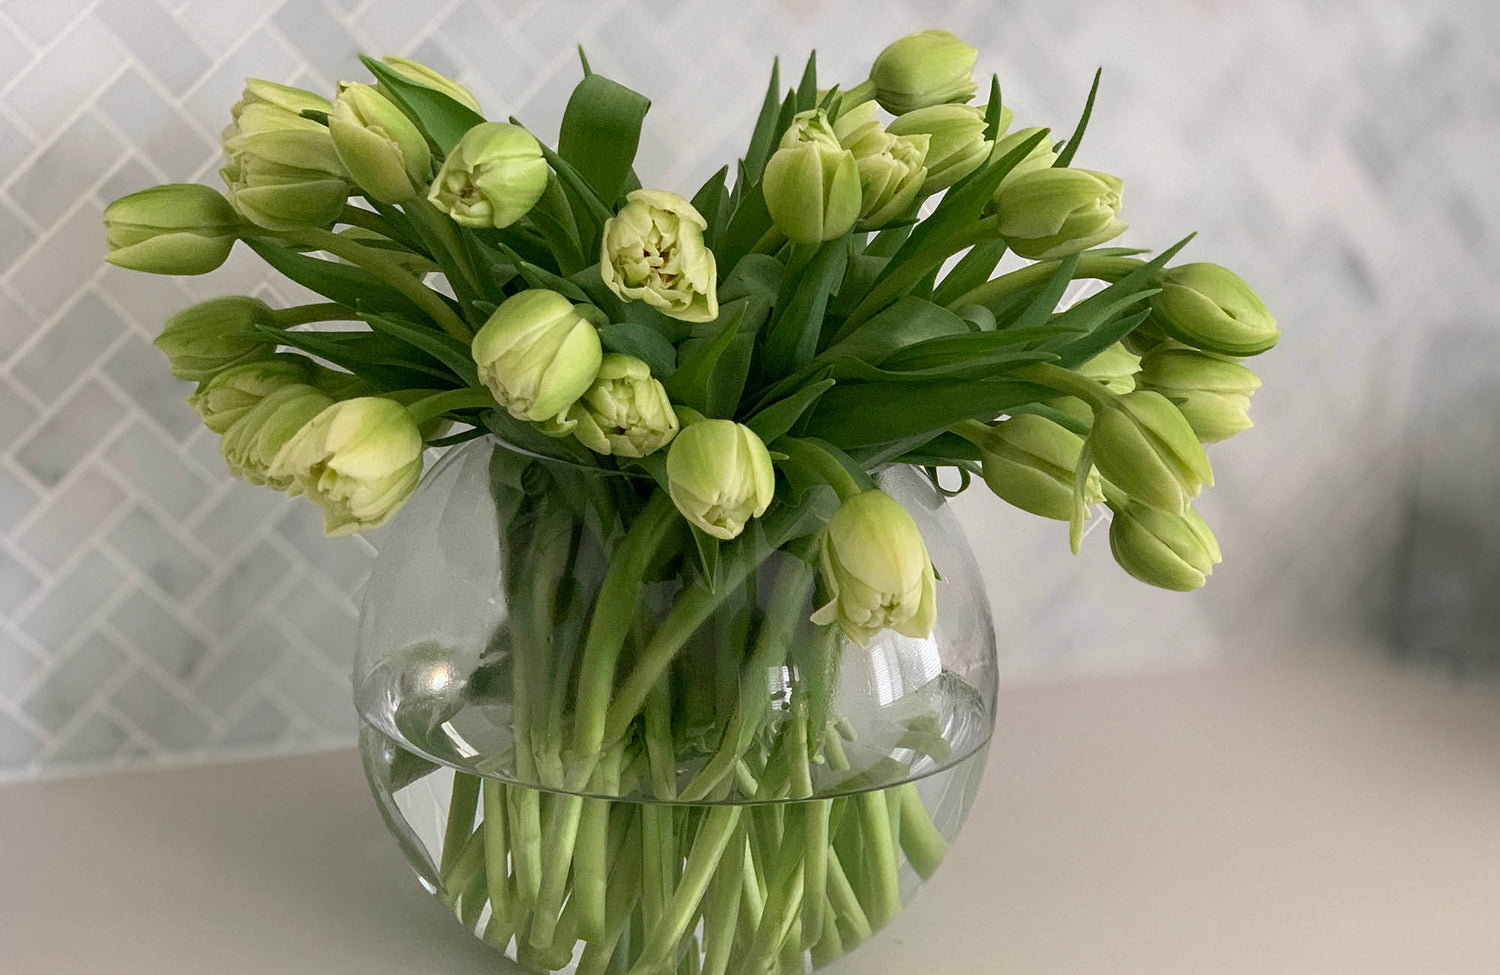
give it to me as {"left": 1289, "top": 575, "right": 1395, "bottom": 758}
{"left": 0, "top": 0, "right": 1495, "bottom": 776}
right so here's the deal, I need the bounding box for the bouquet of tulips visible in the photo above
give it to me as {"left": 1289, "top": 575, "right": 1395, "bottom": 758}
{"left": 104, "top": 28, "right": 1277, "bottom": 974}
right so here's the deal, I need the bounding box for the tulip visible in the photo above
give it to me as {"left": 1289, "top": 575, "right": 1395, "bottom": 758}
{"left": 153, "top": 296, "right": 278, "bottom": 382}
{"left": 990, "top": 127, "right": 1058, "bottom": 193}
{"left": 600, "top": 189, "right": 719, "bottom": 323}
{"left": 568, "top": 354, "right": 679, "bottom": 458}
{"left": 974, "top": 414, "right": 1102, "bottom": 521}
{"left": 471, "top": 290, "right": 602, "bottom": 425}
{"left": 189, "top": 355, "right": 318, "bottom": 434}
{"left": 763, "top": 109, "right": 862, "bottom": 243}
{"left": 1149, "top": 263, "right": 1280, "bottom": 356}
{"left": 427, "top": 121, "right": 547, "bottom": 229}
{"left": 887, "top": 103, "right": 997, "bottom": 194}
{"left": 995, "top": 167, "right": 1126, "bottom": 260}
{"left": 665, "top": 420, "right": 774, "bottom": 540}
{"left": 103, "top": 184, "right": 240, "bottom": 275}
{"left": 1138, "top": 344, "right": 1261, "bottom": 443}
{"left": 1088, "top": 391, "right": 1213, "bottom": 515}
{"left": 1109, "top": 501, "right": 1221, "bottom": 591}
{"left": 834, "top": 103, "right": 929, "bottom": 230}
{"left": 220, "top": 80, "right": 350, "bottom": 231}
{"left": 869, "top": 30, "right": 978, "bottom": 115}
{"left": 1052, "top": 341, "right": 1141, "bottom": 423}
{"left": 810, "top": 490, "right": 937, "bottom": 646}
{"left": 221, "top": 383, "right": 333, "bottom": 489}
{"left": 329, "top": 82, "right": 431, "bottom": 203}
{"left": 379, "top": 56, "right": 482, "bottom": 114}
{"left": 267, "top": 396, "right": 425, "bottom": 536}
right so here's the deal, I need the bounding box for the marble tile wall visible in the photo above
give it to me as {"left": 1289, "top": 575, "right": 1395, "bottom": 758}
{"left": 0, "top": 0, "right": 1495, "bottom": 774}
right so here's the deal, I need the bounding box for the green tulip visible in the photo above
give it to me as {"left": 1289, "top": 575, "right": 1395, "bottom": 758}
{"left": 1088, "top": 391, "right": 1213, "bottom": 515}
{"left": 103, "top": 184, "right": 240, "bottom": 275}
{"left": 1150, "top": 263, "right": 1279, "bottom": 356}
{"left": 379, "top": 56, "right": 482, "bottom": 114}
{"left": 835, "top": 102, "right": 929, "bottom": 230}
{"left": 1109, "top": 502, "right": 1221, "bottom": 591}
{"left": 600, "top": 189, "right": 719, "bottom": 323}
{"left": 221, "top": 383, "right": 334, "bottom": 489}
{"left": 869, "top": 30, "right": 978, "bottom": 115}
{"left": 153, "top": 296, "right": 278, "bottom": 381}
{"left": 330, "top": 82, "right": 431, "bottom": 203}
{"left": 220, "top": 80, "right": 350, "bottom": 231}
{"left": 1052, "top": 341, "right": 1142, "bottom": 424}
{"left": 568, "top": 354, "right": 679, "bottom": 458}
{"left": 665, "top": 420, "right": 774, "bottom": 540}
{"left": 267, "top": 396, "right": 425, "bottom": 536}
{"left": 189, "top": 355, "right": 318, "bottom": 434}
{"left": 990, "top": 126, "right": 1058, "bottom": 193}
{"left": 1138, "top": 344, "right": 1261, "bottom": 443}
{"left": 975, "top": 414, "right": 1102, "bottom": 521}
{"left": 471, "top": 290, "right": 602, "bottom": 425}
{"left": 810, "top": 490, "right": 937, "bottom": 646}
{"left": 887, "top": 103, "right": 997, "bottom": 194}
{"left": 762, "top": 109, "right": 862, "bottom": 243}
{"left": 427, "top": 121, "right": 546, "bottom": 228}
{"left": 995, "top": 167, "right": 1126, "bottom": 260}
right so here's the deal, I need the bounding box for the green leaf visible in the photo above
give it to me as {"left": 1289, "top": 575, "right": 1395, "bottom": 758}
{"left": 718, "top": 253, "right": 782, "bottom": 308}
{"left": 599, "top": 323, "right": 677, "bottom": 376}
{"left": 893, "top": 431, "right": 983, "bottom": 466}
{"left": 1048, "top": 308, "right": 1151, "bottom": 370}
{"left": 742, "top": 58, "right": 782, "bottom": 185}
{"left": 257, "top": 326, "right": 456, "bottom": 390}
{"left": 795, "top": 50, "right": 818, "bottom": 111}
{"left": 878, "top": 327, "right": 1070, "bottom": 369}
{"left": 360, "top": 310, "right": 479, "bottom": 385}
{"left": 243, "top": 237, "right": 430, "bottom": 321}
{"left": 490, "top": 240, "right": 591, "bottom": 302}
{"left": 745, "top": 378, "right": 835, "bottom": 443}
{"left": 715, "top": 175, "right": 772, "bottom": 275}
{"left": 820, "top": 296, "right": 970, "bottom": 364}
{"left": 519, "top": 123, "right": 615, "bottom": 238}
{"left": 690, "top": 165, "right": 730, "bottom": 247}
{"left": 1055, "top": 68, "right": 1102, "bottom": 168}
{"left": 982, "top": 75, "right": 1004, "bottom": 140}
{"left": 690, "top": 526, "right": 721, "bottom": 591}
{"left": 804, "top": 379, "right": 1054, "bottom": 448}
{"left": 577, "top": 45, "right": 592, "bottom": 76}
{"left": 557, "top": 74, "right": 651, "bottom": 206}
{"left": 827, "top": 349, "right": 1058, "bottom": 383}
{"left": 1006, "top": 253, "right": 1080, "bottom": 333}
{"left": 360, "top": 55, "right": 482, "bottom": 154}
{"left": 762, "top": 237, "right": 848, "bottom": 378}
{"left": 932, "top": 239, "right": 1008, "bottom": 307}
{"left": 662, "top": 302, "right": 749, "bottom": 416}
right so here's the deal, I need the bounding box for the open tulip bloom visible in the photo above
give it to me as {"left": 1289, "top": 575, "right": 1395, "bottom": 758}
{"left": 104, "top": 30, "right": 1278, "bottom": 974}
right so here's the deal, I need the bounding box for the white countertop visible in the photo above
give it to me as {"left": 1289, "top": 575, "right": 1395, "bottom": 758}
{"left": 4, "top": 648, "right": 1499, "bottom": 974}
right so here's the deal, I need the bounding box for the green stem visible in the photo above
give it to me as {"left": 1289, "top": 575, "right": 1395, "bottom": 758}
{"left": 858, "top": 790, "right": 901, "bottom": 930}
{"left": 1012, "top": 361, "right": 1116, "bottom": 410}
{"left": 407, "top": 197, "right": 485, "bottom": 300}
{"left": 840, "top": 78, "right": 876, "bottom": 112}
{"left": 269, "top": 302, "right": 350, "bottom": 327}
{"left": 773, "top": 437, "right": 864, "bottom": 500}
{"left": 337, "top": 203, "right": 408, "bottom": 242}
{"left": 896, "top": 784, "right": 948, "bottom": 880}
{"left": 481, "top": 780, "right": 512, "bottom": 929}
{"left": 945, "top": 254, "right": 1145, "bottom": 312}
{"left": 404, "top": 386, "right": 495, "bottom": 425}
{"left": 440, "top": 772, "right": 481, "bottom": 877}
{"left": 699, "top": 818, "right": 747, "bottom": 975}
{"left": 632, "top": 805, "right": 743, "bottom": 975}
{"left": 279, "top": 227, "right": 472, "bottom": 341}
{"left": 749, "top": 226, "right": 786, "bottom": 256}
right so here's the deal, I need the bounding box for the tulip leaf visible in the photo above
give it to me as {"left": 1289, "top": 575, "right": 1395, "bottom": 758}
{"left": 1047, "top": 308, "right": 1151, "bottom": 370}
{"left": 795, "top": 50, "right": 818, "bottom": 112}
{"left": 892, "top": 431, "right": 983, "bottom": 467}
{"left": 519, "top": 126, "right": 615, "bottom": 238}
{"left": 762, "top": 237, "right": 848, "bottom": 379}
{"left": 360, "top": 310, "right": 479, "bottom": 385}
{"left": 243, "top": 237, "right": 432, "bottom": 322}
{"left": 716, "top": 177, "right": 773, "bottom": 276}
{"left": 663, "top": 302, "right": 749, "bottom": 416}
{"left": 1005, "top": 254, "right": 1081, "bottom": 333}
{"left": 877, "top": 326, "right": 1070, "bottom": 369}
{"left": 719, "top": 253, "right": 782, "bottom": 308}
{"left": 1044, "top": 234, "right": 1191, "bottom": 336}
{"left": 804, "top": 378, "right": 1054, "bottom": 448}
{"left": 359, "top": 55, "right": 483, "bottom": 154}
{"left": 828, "top": 349, "right": 1058, "bottom": 383}
{"left": 257, "top": 326, "right": 456, "bottom": 390}
{"left": 742, "top": 58, "right": 781, "bottom": 185}
{"left": 577, "top": 45, "right": 592, "bottom": 77}
{"left": 690, "top": 165, "right": 730, "bottom": 248}
{"left": 599, "top": 323, "right": 677, "bottom": 377}
{"left": 1055, "top": 68, "right": 1102, "bottom": 168}
{"left": 745, "top": 378, "right": 835, "bottom": 444}
{"left": 982, "top": 75, "right": 1004, "bottom": 141}
{"left": 558, "top": 73, "right": 651, "bottom": 207}
{"left": 689, "top": 526, "right": 721, "bottom": 592}
{"left": 932, "top": 239, "right": 1008, "bottom": 307}
{"left": 490, "top": 241, "right": 591, "bottom": 303}
{"left": 819, "top": 296, "right": 970, "bottom": 365}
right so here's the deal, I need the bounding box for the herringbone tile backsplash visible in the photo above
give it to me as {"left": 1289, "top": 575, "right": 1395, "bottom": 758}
{"left": 0, "top": 0, "right": 1495, "bottom": 776}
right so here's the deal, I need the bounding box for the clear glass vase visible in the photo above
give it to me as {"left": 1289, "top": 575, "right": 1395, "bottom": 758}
{"left": 355, "top": 436, "right": 998, "bottom": 973}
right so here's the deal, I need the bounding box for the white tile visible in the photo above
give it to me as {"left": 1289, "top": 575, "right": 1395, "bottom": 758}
{"left": 4, "top": 16, "right": 122, "bottom": 140}
{"left": 17, "top": 466, "right": 128, "bottom": 570}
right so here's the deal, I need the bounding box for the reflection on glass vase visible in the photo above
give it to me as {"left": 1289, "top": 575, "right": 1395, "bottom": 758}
{"left": 355, "top": 436, "right": 998, "bottom": 973}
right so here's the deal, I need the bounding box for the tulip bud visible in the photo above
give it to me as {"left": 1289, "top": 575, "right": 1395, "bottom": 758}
{"left": 869, "top": 30, "right": 979, "bottom": 115}
{"left": 665, "top": 420, "right": 774, "bottom": 540}
{"left": 975, "top": 414, "right": 1102, "bottom": 521}
{"left": 103, "top": 184, "right": 240, "bottom": 275}
{"left": 427, "top": 121, "right": 547, "bottom": 229}
{"left": 329, "top": 82, "right": 431, "bottom": 204}
{"left": 763, "top": 110, "right": 862, "bottom": 243}
{"left": 154, "top": 296, "right": 279, "bottom": 382}
{"left": 834, "top": 104, "right": 929, "bottom": 230}
{"left": 190, "top": 356, "right": 317, "bottom": 434}
{"left": 1149, "top": 263, "right": 1279, "bottom": 356}
{"left": 1088, "top": 391, "right": 1213, "bottom": 515}
{"left": 990, "top": 126, "right": 1058, "bottom": 194}
{"left": 221, "top": 383, "right": 333, "bottom": 488}
{"left": 1109, "top": 502, "right": 1221, "bottom": 592}
{"left": 1138, "top": 344, "right": 1261, "bottom": 443}
{"left": 267, "top": 396, "right": 425, "bottom": 536}
{"left": 471, "top": 290, "right": 602, "bottom": 426}
{"left": 995, "top": 167, "right": 1126, "bottom": 260}
{"left": 1052, "top": 341, "right": 1142, "bottom": 424}
{"left": 600, "top": 189, "right": 719, "bottom": 323}
{"left": 379, "top": 56, "right": 482, "bottom": 115}
{"left": 810, "top": 490, "right": 937, "bottom": 646}
{"left": 886, "top": 103, "right": 996, "bottom": 194}
{"left": 567, "top": 354, "right": 679, "bottom": 458}
{"left": 220, "top": 80, "right": 350, "bottom": 231}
